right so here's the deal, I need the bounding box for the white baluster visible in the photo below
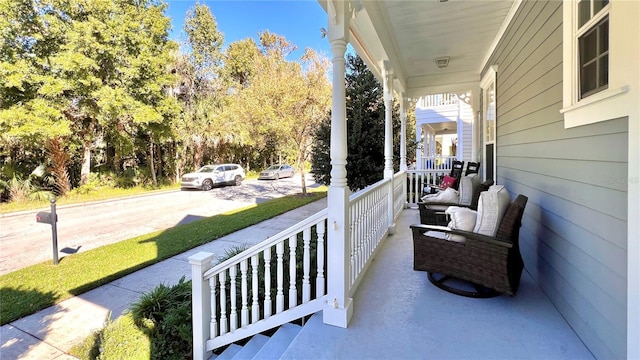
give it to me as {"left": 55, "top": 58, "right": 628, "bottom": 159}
{"left": 219, "top": 272, "right": 227, "bottom": 335}
{"left": 251, "top": 255, "right": 259, "bottom": 323}
{"left": 229, "top": 266, "right": 237, "bottom": 331}
{"left": 316, "top": 220, "right": 325, "bottom": 296}
{"left": 289, "top": 235, "right": 297, "bottom": 308}
{"left": 210, "top": 276, "right": 217, "bottom": 337}
{"left": 303, "top": 227, "right": 311, "bottom": 303}
{"left": 240, "top": 260, "right": 248, "bottom": 327}
{"left": 264, "top": 248, "right": 272, "bottom": 318}
{"left": 276, "top": 241, "right": 284, "bottom": 313}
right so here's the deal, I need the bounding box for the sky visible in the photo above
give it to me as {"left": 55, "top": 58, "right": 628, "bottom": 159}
{"left": 163, "top": 0, "right": 333, "bottom": 61}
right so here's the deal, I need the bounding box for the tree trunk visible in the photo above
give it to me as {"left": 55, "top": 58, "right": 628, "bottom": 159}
{"left": 47, "top": 137, "right": 71, "bottom": 196}
{"left": 80, "top": 139, "right": 92, "bottom": 186}
{"left": 148, "top": 138, "right": 157, "bottom": 187}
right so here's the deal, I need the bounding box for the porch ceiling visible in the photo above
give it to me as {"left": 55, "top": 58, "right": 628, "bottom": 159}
{"left": 319, "top": 0, "right": 518, "bottom": 98}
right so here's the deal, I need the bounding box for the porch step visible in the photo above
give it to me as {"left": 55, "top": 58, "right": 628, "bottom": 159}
{"left": 211, "top": 323, "right": 302, "bottom": 360}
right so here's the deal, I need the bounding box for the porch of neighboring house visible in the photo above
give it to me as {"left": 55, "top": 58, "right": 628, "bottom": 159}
{"left": 414, "top": 93, "right": 476, "bottom": 172}
{"left": 279, "top": 206, "right": 594, "bottom": 360}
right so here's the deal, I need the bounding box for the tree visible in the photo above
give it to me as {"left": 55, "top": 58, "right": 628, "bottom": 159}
{"left": 311, "top": 54, "right": 413, "bottom": 191}
{"left": 172, "top": 4, "right": 229, "bottom": 174}
{"left": 224, "top": 32, "right": 331, "bottom": 193}
{"left": 0, "top": 0, "right": 179, "bottom": 190}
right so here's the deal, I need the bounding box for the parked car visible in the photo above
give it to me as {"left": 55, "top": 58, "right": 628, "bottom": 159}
{"left": 258, "top": 164, "right": 295, "bottom": 180}
{"left": 181, "top": 164, "right": 245, "bottom": 190}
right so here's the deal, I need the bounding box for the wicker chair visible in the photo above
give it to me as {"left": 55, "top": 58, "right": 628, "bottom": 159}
{"left": 418, "top": 179, "right": 493, "bottom": 226}
{"left": 465, "top": 161, "right": 480, "bottom": 176}
{"left": 423, "top": 160, "right": 465, "bottom": 194}
{"left": 411, "top": 194, "right": 528, "bottom": 297}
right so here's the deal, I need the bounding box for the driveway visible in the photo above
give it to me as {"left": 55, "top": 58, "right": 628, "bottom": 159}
{"left": 0, "top": 174, "right": 319, "bottom": 276}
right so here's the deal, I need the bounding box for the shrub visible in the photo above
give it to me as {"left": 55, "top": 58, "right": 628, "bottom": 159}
{"left": 129, "top": 276, "right": 193, "bottom": 360}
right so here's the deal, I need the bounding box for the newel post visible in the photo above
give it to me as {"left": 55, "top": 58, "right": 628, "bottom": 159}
{"left": 190, "top": 252, "right": 214, "bottom": 360}
{"left": 323, "top": 0, "right": 353, "bottom": 329}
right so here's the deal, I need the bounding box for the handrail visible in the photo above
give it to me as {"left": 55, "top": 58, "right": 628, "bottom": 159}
{"left": 203, "top": 208, "right": 328, "bottom": 280}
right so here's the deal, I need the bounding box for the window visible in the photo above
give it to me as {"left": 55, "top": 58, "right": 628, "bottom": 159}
{"left": 577, "top": 0, "right": 609, "bottom": 99}
{"left": 561, "top": 0, "right": 631, "bottom": 128}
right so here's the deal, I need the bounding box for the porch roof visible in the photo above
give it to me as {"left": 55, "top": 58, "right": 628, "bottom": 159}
{"left": 318, "top": 0, "right": 519, "bottom": 97}
{"left": 280, "top": 207, "right": 593, "bottom": 359}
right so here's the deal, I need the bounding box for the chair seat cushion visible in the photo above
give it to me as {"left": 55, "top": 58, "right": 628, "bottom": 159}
{"left": 473, "top": 185, "right": 511, "bottom": 236}
{"left": 420, "top": 187, "right": 459, "bottom": 203}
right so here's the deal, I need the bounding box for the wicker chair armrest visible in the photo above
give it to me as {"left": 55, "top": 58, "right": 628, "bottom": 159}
{"left": 409, "top": 224, "right": 512, "bottom": 248}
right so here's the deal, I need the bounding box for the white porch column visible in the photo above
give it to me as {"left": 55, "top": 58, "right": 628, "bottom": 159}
{"left": 323, "top": 0, "right": 353, "bottom": 329}
{"left": 416, "top": 124, "right": 423, "bottom": 169}
{"left": 400, "top": 94, "right": 407, "bottom": 172}
{"left": 400, "top": 95, "right": 408, "bottom": 208}
{"left": 382, "top": 63, "right": 395, "bottom": 234}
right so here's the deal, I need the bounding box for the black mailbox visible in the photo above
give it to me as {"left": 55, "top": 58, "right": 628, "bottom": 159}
{"left": 36, "top": 211, "right": 56, "bottom": 224}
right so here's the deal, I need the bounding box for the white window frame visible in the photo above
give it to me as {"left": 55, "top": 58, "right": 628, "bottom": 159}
{"left": 480, "top": 66, "right": 497, "bottom": 181}
{"left": 561, "top": 0, "right": 631, "bottom": 128}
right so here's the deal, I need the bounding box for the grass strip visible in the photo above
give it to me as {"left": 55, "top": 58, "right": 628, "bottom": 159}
{"left": 0, "top": 189, "right": 326, "bottom": 325}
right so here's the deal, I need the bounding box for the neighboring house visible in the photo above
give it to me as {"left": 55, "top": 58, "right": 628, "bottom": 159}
{"left": 192, "top": 1, "right": 639, "bottom": 359}
{"left": 414, "top": 93, "right": 476, "bottom": 169}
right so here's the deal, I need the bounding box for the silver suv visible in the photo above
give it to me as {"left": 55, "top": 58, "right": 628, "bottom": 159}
{"left": 180, "top": 164, "right": 245, "bottom": 191}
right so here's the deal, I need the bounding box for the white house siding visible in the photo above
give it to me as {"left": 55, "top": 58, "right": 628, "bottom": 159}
{"left": 459, "top": 101, "right": 474, "bottom": 162}
{"left": 483, "top": 1, "right": 628, "bottom": 359}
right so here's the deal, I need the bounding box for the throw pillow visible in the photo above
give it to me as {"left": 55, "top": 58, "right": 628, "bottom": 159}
{"left": 458, "top": 174, "right": 480, "bottom": 206}
{"left": 446, "top": 206, "right": 477, "bottom": 242}
{"left": 440, "top": 175, "right": 457, "bottom": 189}
{"left": 473, "top": 185, "right": 511, "bottom": 237}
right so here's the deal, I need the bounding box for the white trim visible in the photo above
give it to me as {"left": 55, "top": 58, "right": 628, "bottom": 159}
{"left": 480, "top": 66, "right": 498, "bottom": 181}
{"left": 561, "top": 0, "right": 635, "bottom": 128}
{"left": 479, "top": 0, "right": 523, "bottom": 74}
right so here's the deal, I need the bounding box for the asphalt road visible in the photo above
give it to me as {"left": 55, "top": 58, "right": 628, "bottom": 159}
{"left": 0, "top": 174, "right": 319, "bottom": 276}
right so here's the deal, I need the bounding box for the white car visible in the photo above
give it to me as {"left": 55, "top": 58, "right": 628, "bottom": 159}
{"left": 258, "top": 164, "right": 295, "bottom": 180}
{"left": 181, "top": 164, "right": 245, "bottom": 190}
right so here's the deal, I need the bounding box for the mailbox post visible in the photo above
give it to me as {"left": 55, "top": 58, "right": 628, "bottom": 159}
{"left": 36, "top": 198, "right": 59, "bottom": 265}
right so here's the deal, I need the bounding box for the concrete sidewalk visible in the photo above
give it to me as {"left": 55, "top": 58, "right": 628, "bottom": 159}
{"left": 0, "top": 198, "right": 327, "bottom": 360}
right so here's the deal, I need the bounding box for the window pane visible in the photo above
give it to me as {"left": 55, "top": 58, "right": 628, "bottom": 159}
{"left": 599, "top": 55, "right": 608, "bottom": 88}
{"left": 578, "top": 0, "right": 591, "bottom": 28}
{"left": 581, "top": 62, "right": 597, "bottom": 95}
{"left": 594, "top": 0, "right": 608, "bottom": 15}
{"left": 599, "top": 19, "right": 608, "bottom": 53}
{"left": 580, "top": 29, "right": 597, "bottom": 63}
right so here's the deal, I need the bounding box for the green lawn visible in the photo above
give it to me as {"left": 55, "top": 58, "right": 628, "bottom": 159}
{"left": 0, "top": 188, "right": 326, "bottom": 325}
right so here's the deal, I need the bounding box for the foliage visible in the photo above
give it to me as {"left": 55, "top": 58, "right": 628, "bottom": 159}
{"left": 311, "top": 54, "right": 401, "bottom": 191}
{"left": 129, "top": 277, "right": 192, "bottom": 360}
{"left": 1, "top": 1, "right": 333, "bottom": 203}
{"left": 1, "top": 0, "right": 179, "bottom": 194}
{"left": 0, "top": 189, "right": 327, "bottom": 324}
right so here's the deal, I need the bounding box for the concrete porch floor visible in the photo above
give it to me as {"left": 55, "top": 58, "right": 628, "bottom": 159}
{"left": 280, "top": 208, "right": 595, "bottom": 360}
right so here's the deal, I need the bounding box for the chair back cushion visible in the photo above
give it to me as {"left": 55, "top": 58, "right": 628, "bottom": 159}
{"left": 473, "top": 185, "right": 511, "bottom": 236}
{"left": 458, "top": 174, "right": 480, "bottom": 206}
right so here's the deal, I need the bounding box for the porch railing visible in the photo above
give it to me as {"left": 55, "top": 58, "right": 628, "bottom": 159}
{"left": 348, "top": 177, "right": 391, "bottom": 293}
{"left": 190, "top": 172, "right": 404, "bottom": 360}
{"left": 418, "top": 155, "right": 457, "bottom": 171}
{"left": 190, "top": 210, "right": 329, "bottom": 357}
{"left": 406, "top": 168, "right": 452, "bottom": 206}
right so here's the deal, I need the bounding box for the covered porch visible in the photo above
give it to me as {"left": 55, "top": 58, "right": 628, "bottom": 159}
{"left": 280, "top": 206, "right": 593, "bottom": 359}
